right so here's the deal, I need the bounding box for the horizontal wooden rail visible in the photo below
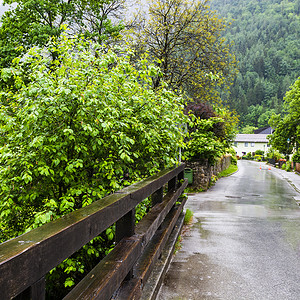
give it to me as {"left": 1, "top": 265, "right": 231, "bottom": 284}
{"left": 0, "top": 163, "right": 187, "bottom": 300}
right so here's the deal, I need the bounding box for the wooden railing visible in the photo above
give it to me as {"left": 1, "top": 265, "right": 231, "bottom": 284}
{"left": 0, "top": 164, "right": 188, "bottom": 300}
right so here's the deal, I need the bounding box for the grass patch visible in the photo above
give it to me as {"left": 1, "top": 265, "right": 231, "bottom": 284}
{"left": 184, "top": 208, "right": 194, "bottom": 225}
{"left": 217, "top": 163, "right": 238, "bottom": 178}
{"left": 174, "top": 235, "right": 182, "bottom": 254}
{"left": 185, "top": 186, "right": 204, "bottom": 193}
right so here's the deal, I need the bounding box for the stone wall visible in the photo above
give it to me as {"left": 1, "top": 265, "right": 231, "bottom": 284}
{"left": 185, "top": 155, "right": 232, "bottom": 191}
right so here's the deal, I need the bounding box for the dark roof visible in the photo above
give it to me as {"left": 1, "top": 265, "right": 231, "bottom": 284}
{"left": 254, "top": 126, "right": 273, "bottom": 134}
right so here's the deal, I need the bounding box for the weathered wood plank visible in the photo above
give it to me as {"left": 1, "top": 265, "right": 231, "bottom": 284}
{"left": 116, "top": 209, "right": 135, "bottom": 243}
{"left": 151, "top": 187, "right": 163, "bottom": 206}
{"left": 31, "top": 277, "right": 46, "bottom": 300}
{"left": 135, "top": 180, "right": 188, "bottom": 246}
{"left": 63, "top": 179, "right": 187, "bottom": 300}
{"left": 114, "top": 196, "right": 187, "bottom": 299}
{"left": 120, "top": 164, "right": 185, "bottom": 204}
{"left": 63, "top": 236, "right": 142, "bottom": 300}
{"left": 140, "top": 213, "right": 185, "bottom": 300}
{"left": 135, "top": 198, "right": 187, "bottom": 285}
{"left": 178, "top": 170, "right": 184, "bottom": 183}
{"left": 0, "top": 164, "right": 185, "bottom": 299}
{"left": 168, "top": 176, "right": 177, "bottom": 192}
{"left": 112, "top": 278, "right": 142, "bottom": 300}
{"left": 116, "top": 209, "right": 136, "bottom": 280}
{"left": 0, "top": 192, "right": 130, "bottom": 300}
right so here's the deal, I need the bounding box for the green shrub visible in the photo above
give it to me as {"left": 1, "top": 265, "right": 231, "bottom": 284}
{"left": 254, "top": 154, "right": 262, "bottom": 161}
{"left": 286, "top": 161, "right": 292, "bottom": 172}
{"left": 267, "top": 148, "right": 283, "bottom": 161}
{"left": 184, "top": 117, "right": 226, "bottom": 165}
{"left": 255, "top": 150, "right": 264, "bottom": 156}
{"left": 0, "top": 34, "right": 187, "bottom": 297}
{"left": 292, "top": 151, "right": 300, "bottom": 163}
{"left": 226, "top": 147, "right": 237, "bottom": 165}
{"left": 281, "top": 163, "right": 286, "bottom": 170}
{"left": 245, "top": 152, "right": 252, "bottom": 159}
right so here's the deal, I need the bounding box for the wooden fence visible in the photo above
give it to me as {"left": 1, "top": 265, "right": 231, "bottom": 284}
{"left": 0, "top": 164, "right": 188, "bottom": 300}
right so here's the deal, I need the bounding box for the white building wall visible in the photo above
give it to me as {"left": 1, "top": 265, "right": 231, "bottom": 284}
{"left": 233, "top": 142, "right": 269, "bottom": 157}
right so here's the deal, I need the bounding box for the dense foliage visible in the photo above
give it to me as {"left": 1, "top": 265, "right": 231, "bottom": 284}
{"left": 269, "top": 77, "right": 300, "bottom": 156}
{"left": 0, "top": 34, "right": 186, "bottom": 296}
{"left": 0, "top": 0, "right": 241, "bottom": 296}
{"left": 130, "top": 0, "right": 237, "bottom": 104}
{"left": 0, "top": 35, "right": 186, "bottom": 236}
{"left": 184, "top": 102, "right": 238, "bottom": 164}
{"left": 210, "top": 0, "right": 300, "bottom": 128}
{"left": 0, "top": 0, "right": 125, "bottom": 69}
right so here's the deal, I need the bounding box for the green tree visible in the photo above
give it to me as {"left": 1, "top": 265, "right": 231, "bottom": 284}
{"left": 269, "top": 77, "right": 300, "bottom": 155}
{"left": 184, "top": 101, "right": 238, "bottom": 164}
{"left": 0, "top": 0, "right": 125, "bottom": 68}
{"left": 185, "top": 117, "right": 228, "bottom": 165}
{"left": 0, "top": 34, "right": 187, "bottom": 296}
{"left": 257, "top": 109, "right": 276, "bottom": 128}
{"left": 209, "top": 0, "right": 300, "bottom": 128}
{"left": 0, "top": 33, "right": 186, "bottom": 239}
{"left": 241, "top": 125, "right": 258, "bottom": 134}
{"left": 130, "top": 0, "right": 237, "bottom": 103}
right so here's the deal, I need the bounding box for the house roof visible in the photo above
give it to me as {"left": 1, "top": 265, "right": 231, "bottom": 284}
{"left": 254, "top": 126, "right": 274, "bottom": 134}
{"left": 234, "top": 134, "right": 270, "bottom": 143}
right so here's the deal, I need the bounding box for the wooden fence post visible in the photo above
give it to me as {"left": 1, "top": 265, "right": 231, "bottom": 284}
{"left": 168, "top": 176, "right": 177, "bottom": 192}
{"left": 151, "top": 187, "right": 163, "bottom": 206}
{"left": 31, "top": 277, "right": 46, "bottom": 300}
{"left": 14, "top": 277, "right": 45, "bottom": 300}
{"left": 178, "top": 171, "right": 184, "bottom": 184}
{"left": 116, "top": 209, "right": 136, "bottom": 280}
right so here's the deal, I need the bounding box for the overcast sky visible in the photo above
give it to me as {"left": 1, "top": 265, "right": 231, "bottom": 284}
{"left": 0, "top": 1, "right": 15, "bottom": 17}
{"left": 0, "top": 1, "right": 143, "bottom": 19}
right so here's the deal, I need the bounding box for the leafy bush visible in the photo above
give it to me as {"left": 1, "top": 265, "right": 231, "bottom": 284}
{"left": 0, "top": 34, "right": 187, "bottom": 296}
{"left": 254, "top": 155, "right": 262, "bottom": 161}
{"left": 210, "top": 174, "right": 218, "bottom": 186}
{"left": 286, "top": 161, "right": 292, "bottom": 172}
{"left": 185, "top": 102, "right": 224, "bottom": 138}
{"left": 245, "top": 152, "right": 252, "bottom": 159}
{"left": 281, "top": 163, "right": 286, "bottom": 170}
{"left": 184, "top": 100, "right": 238, "bottom": 165}
{"left": 266, "top": 148, "right": 283, "bottom": 161}
{"left": 226, "top": 147, "right": 237, "bottom": 165}
{"left": 185, "top": 117, "right": 226, "bottom": 165}
{"left": 255, "top": 150, "right": 264, "bottom": 156}
{"left": 292, "top": 151, "right": 300, "bottom": 163}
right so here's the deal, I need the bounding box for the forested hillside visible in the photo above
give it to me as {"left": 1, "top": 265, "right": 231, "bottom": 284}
{"left": 210, "top": 0, "right": 300, "bottom": 128}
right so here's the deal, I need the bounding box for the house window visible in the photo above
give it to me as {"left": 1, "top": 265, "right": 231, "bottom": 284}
{"left": 251, "top": 142, "right": 255, "bottom": 147}
{"left": 234, "top": 142, "right": 237, "bottom": 146}
{"left": 245, "top": 142, "right": 248, "bottom": 147}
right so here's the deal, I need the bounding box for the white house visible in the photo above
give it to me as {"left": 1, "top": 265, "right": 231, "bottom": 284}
{"left": 233, "top": 134, "right": 271, "bottom": 157}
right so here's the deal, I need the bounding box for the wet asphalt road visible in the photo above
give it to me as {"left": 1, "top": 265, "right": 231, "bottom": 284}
{"left": 157, "top": 160, "right": 300, "bottom": 300}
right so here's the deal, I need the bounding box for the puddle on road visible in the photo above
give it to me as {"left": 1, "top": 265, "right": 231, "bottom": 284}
{"left": 194, "top": 218, "right": 210, "bottom": 239}
{"left": 231, "top": 204, "right": 269, "bottom": 218}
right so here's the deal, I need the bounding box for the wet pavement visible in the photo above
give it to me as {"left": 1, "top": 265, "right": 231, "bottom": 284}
{"left": 157, "top": 160, "right": 300, "bottom": 300}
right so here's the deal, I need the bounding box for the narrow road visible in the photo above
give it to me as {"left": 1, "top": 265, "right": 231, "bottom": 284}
{"left": 158, "top": 160, "right": 300, "bottom": 300}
